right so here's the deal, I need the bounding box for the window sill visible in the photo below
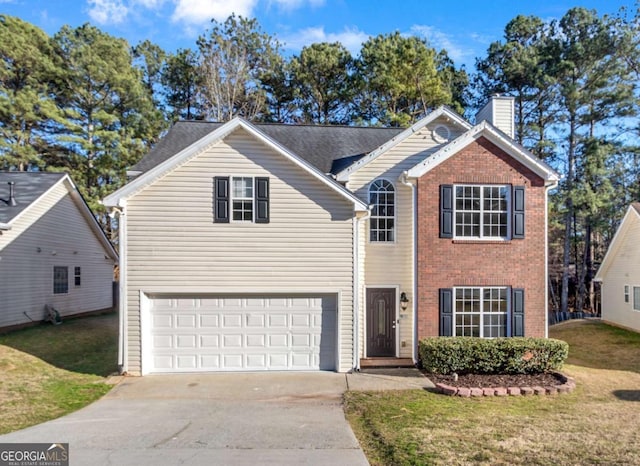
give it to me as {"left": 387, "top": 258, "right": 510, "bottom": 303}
{"left": 451, "top": 239, "right": 511, "bottom": 244}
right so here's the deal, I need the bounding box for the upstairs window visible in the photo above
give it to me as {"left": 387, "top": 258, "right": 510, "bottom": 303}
{"left": 369, "top": 179, "right": 395, "bottom": 242}
{"left": 232, "top": 177, "right": 254, "bottom": 221}
{"left": 455, "top": 185, "right": 508, "bottom": 238}
{"left": 214, "top": 176, "right": 269, "bottom": 224}
{"left": 440, "top": 184, "right": 524, "bottom": 240}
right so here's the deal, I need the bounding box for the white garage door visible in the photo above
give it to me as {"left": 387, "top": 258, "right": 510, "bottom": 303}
{"left": 146, "top": 294, "right": 337, "bottom": 373}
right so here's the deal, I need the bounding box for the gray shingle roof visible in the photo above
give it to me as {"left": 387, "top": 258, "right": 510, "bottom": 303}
{"left": 0, "top": 172, "right": 66, "bottom": 224}
{"left": 131, "top": 121, "right": 404, "bottom": 175}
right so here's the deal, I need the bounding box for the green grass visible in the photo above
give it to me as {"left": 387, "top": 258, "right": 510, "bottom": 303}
{"left": 0, "top": 313, "right": 118, "bottom": 434}
{"left": 0, "top": 312, "right": 118, "bottom": 376}
{"left": 344, "top": 320, "right": 640, "bottom": 465}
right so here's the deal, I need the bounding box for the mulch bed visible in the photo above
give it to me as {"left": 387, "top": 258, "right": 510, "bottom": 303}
{"left": 428, "top": 372, "right": 564, "bottom": 388}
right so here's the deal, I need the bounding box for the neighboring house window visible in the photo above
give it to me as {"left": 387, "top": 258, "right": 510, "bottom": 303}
{"left": 74, "top": 267, "right": 81, "bottom": 287}
{"left": 53, "top": 266, "right": 68, "bottom": 294}
{"left": 369, "top": 179, "right": 395, "bottom": 242}
{"left": 625, "top": 285, "right": 630, "bottom": 303}
{"left": 214, "top": 176, "right": 269, "bottom": 224}
{"left": 439, "top": 287, "right": 525, "bottom": 337}
{"left": 634, "top": 287, "right": 640, "bottom": 311}
{"left": 440, "top": 185, "right": 525, "bottom": 239}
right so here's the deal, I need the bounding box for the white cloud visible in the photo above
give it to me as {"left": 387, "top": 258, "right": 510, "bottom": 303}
{"left": 171, "top": 0, "right": 257, "bottom": 26}
{"left": 268, "top": 0, "right": 325, "bottom": 10}
{"left": 281, "top": 26, "right": 369, "bottom": 55}
{"left": 410, "top": 25, "right": 471, "bottom": 64}
{"left": 88, "top": 0, "right": 129, "bottom": 25}
{"left": 133, "top": 0, "right": 166, "bottom": 8}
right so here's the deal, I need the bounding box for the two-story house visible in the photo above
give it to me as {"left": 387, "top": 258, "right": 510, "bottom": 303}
{"left": 104, "top": 96, "right": 559, "bottom": 375}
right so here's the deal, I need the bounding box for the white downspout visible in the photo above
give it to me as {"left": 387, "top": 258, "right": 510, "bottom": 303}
{"left": 115, "top": 202, "right": 128, "bottom": 374}
{"left": 353, "top": 208, "right": 372, "bottom": 372}
{"left": 544, "top": 180, "right": 558, "bottom": 338}
{"left": 400, "top": 172, "right": 418, "bottom": 365}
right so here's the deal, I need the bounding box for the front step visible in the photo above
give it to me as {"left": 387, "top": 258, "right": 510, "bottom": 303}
{"left": 359, "top": 357, "right": 415, "bottom": 368}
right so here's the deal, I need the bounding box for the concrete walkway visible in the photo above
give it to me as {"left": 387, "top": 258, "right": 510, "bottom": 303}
{"left": 0, "top": 370, "right": 432, "bottom": 466}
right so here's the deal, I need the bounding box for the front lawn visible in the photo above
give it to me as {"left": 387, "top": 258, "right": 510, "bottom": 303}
{"left": 344, "top": 320, "right": 640, "bottom": 465}
{"left": 0, "top": 313, "right": 118, "bottom": 434}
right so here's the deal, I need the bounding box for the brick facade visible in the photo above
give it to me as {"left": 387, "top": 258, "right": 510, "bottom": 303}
{"left": 416, "top": 137, "right": 547, "bottom": 339}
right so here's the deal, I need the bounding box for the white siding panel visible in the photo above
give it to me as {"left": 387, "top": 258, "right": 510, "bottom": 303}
{"left": 601, "top": 216, "right": 640, "bottom": 332}
{"left": 0, "top": 185, "right": 114, "bottom": 327}
{"left": 125, "top": 128, "right": 355, "bottom": 373}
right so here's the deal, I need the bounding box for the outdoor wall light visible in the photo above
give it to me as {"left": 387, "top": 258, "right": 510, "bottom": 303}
{"left": 400, "top": 292, "right": 409, "bottom": 311}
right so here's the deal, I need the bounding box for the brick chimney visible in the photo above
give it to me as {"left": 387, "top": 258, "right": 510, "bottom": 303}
{"left": 475, "top": 95, "right": 515, "bottom": 139}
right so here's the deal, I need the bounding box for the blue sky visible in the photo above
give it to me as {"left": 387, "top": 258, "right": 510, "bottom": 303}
{"left": 2, "top": 0, "right": 634, "bottom": 70}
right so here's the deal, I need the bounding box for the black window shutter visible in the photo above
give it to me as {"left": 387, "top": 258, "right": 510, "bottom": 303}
{"left": 439, "top": 288, "right": 454, "bottom": 336}
{"left": 512, "top": 288, "right": 525, "bottom": 337}
{"left": 440, "top": 185, "right": 453, "bottom": 238}
{"left": 214, "top": 176, "right": 229, "bottom": 223}
{"left": 255, "top": 177, "right": 270, "bottom": 224}
{"left": 512, "top": 186, "right": 525, "bottom": 239}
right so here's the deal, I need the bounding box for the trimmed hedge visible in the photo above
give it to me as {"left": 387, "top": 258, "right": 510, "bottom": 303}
{"left": 419, "top": 337, "right": 569, "bottom": 375}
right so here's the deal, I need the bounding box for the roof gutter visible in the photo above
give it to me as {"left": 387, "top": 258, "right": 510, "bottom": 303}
{"left": 0, "top": 222, "right": 11, "bottom": 231}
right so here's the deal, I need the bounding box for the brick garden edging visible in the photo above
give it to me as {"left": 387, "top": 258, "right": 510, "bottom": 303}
{"left": 434, "top": 372, "right": 576, "bottom": 397}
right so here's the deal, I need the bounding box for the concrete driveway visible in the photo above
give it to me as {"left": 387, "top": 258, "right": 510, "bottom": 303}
{"left": 0, "top": 370, "right": 431, "bottom": 465}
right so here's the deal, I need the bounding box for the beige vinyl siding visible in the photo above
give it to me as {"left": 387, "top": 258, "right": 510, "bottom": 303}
{"left": 348, "top": 118, "right": 464, "bottom": 358}
{"left": 476, "top": 97, "right": 515, "bottom": 138}
{"left": 125, "top": 127, "right": 356, "bottom": 373}
{"left": 0, "top": 184, "right": 114, "bottom": 327}
{"left": 600, "top": 215, "right": 640, "bottom": 332}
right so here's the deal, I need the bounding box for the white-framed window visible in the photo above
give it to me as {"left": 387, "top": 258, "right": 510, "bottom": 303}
{"left": 369, "top": 179, "right": 395, "bottom": 242}
{"left": 454, "top": 287, "right": 508, "bottom": 337}
{"left": 53, "top": 266, "right": 68, "bottom": 294}
{"left": 634, "top": 286, "right": 640, "bottom": 311}
{"left": 455, "top": 185, "right": 508, "bottom": 238}
{"left": 232, "top": 176, "right": 254, "bottom": 222}
{"left": 624, "top": 285, "right": 630, "bottom": 303}
{"left": 74, "top": 267, "right": 81, "bottom": 287}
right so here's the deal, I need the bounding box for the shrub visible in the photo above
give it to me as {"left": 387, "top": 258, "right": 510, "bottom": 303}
{"left": 419, "top": 337, "right": 569, "bottom": 375}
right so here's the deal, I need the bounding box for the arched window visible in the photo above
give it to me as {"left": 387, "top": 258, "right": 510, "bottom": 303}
{"left": 369, "top": 179, "right": 395, "bottom": 242}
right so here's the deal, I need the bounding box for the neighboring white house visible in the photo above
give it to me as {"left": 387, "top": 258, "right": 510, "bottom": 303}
{"left": 594, "top": 203, "right": 640, "bottom": 333}
{"left": 0, "top": 172, "right": 118, "bottom": 330}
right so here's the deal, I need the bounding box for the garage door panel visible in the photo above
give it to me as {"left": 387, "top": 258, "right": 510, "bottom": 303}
{"left": 176, "top": 315, "right": 196, "bottom": 328}
{"left": 200, "top": 314, "right": 219, "bottom": 328}
{"left": 269, "top": 334, "right": 288, "bottom": 347}
{"left": 246, "top": 334, "right": 266, "bottom": 347}
{"left": 200, "top": 335, "right": 219, "bottom": 348}
{"left": 148, "top": 294, "right": 337, "bottom": 373}
{"left": 246, "top": 314, "right": 265, "bottom": 327}
{"left": 269, "top": 314, "right": 288, "bottom": 327}
{"left": 200, "top": 355, "right": 220, "bottom": 369}
{"left": 153, "top": 335, "right": 173, "bottom": 349}
{"left": 223, "top": 314, "right": 242, "bottom": 327}
{"left": 223, "top": 334, "right": 243, "bottom": 347}
{"left": 177, "top": 355, "right": 197, "bottom": 369}
{"left": 223, "top": 354, "right": 243, "bottom": 368}
{"left": 177, "top": 335, "right": 196, "bottom": 348}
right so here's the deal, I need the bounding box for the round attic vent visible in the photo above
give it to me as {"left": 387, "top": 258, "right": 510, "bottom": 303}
{"left": 432, "top": 124, "right": 451, "bottom": 143}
